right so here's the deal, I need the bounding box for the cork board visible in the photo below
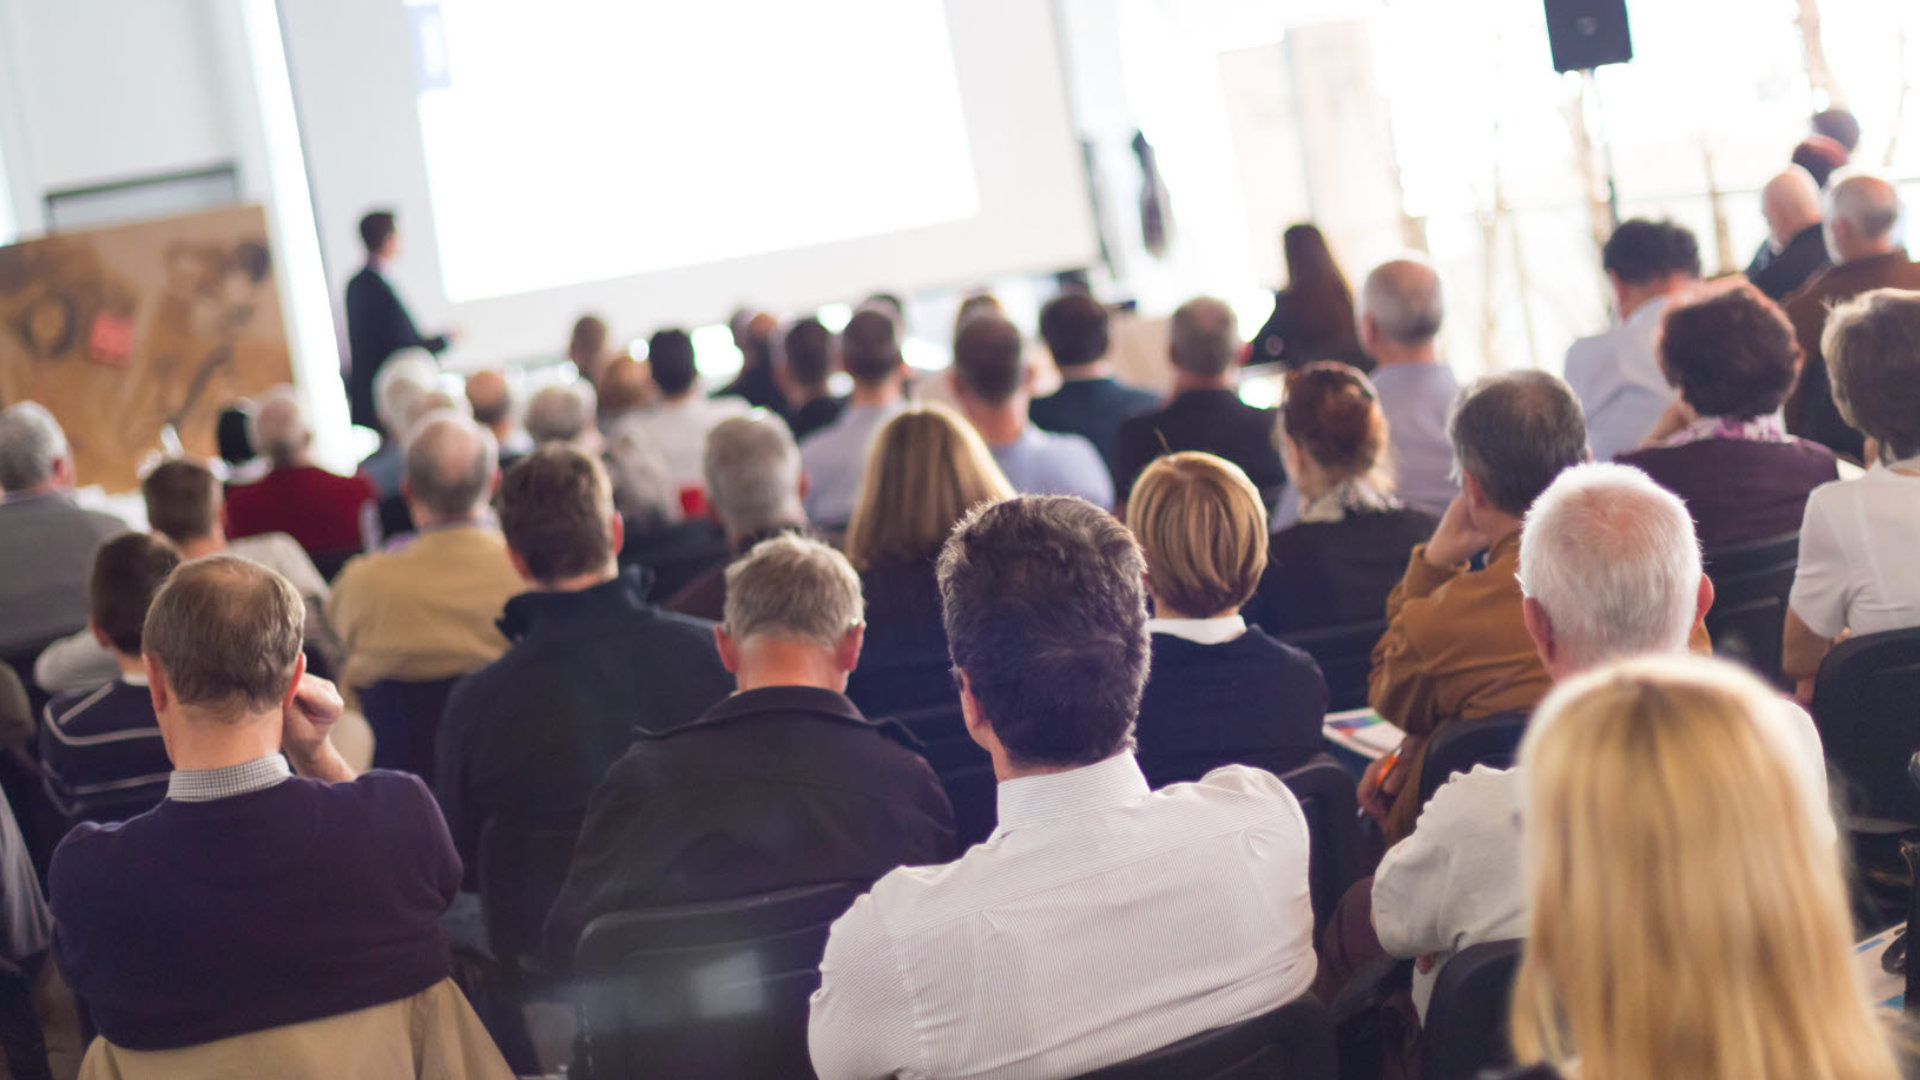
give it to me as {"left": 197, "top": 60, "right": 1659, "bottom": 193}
{"left": 0, "top": 204, "right": 293, "bottom": 493}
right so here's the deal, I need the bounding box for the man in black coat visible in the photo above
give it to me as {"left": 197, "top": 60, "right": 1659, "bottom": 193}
{"left": 344, "top": 209, "right": 453, "bottom": 432}
{"left": 1745, "top": 167, "right": 1831, "bottom": 302}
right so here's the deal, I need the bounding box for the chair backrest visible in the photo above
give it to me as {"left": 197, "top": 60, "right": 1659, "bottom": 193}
{"left": 1421, "top": 939, "right": 1523, "bottom": 1080}
{"left": 1700, "top": 531, "right": 1800, "bottom": 689}
{"left": 1073, "top": 995, "right": 1336, "bottom": 1080}
{"left": 476, "top": 815, "right": 581, "bottom": 976}
{"left": 887, "top": 701, "right": 999, "bottom": 849}
{"left": 1279, "top": 756, "right": 1360, "bottom": 933}
{"left": 1419, "top": 711, "right": 1529, "bottom": 808}
{"left": 1812, "top": 627, "right": 1920, "bottom": 825}
{"left": 1280, "top": 620, "right": 1387, "bottom": 713}
{"left": 572, "top": 881, "right": 868, "bottom": 1080}
{"left": 354, "top": 677, "right": 461, "bottom": 777}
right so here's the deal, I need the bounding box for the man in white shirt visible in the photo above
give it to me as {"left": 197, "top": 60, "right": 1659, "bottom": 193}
{"left": 1368, "top": 463, "right": 1830, "bottom": 1020}
{"left": 809, "top": 496, "right": 1316, "bottom": 1080}
{"left": 620, "top": 329, "right": 749, "bottom": 494}
{"left": 799, "top": 310, "right": 907, "bottom": 527}
{"left": 1562, "top": 220, "right": 1700, "bottom": 462}
{"left": 950, "top": 314, "right": 1113, "bottom": 507}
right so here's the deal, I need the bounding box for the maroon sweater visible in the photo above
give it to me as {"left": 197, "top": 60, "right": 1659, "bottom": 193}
{"left": 1617, "top": 436, "right": 1839, "bottom": 551}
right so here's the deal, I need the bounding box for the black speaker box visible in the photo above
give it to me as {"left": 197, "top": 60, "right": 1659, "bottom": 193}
{"left": 1545, "top": 0, "right": 1633, "bottom": 73}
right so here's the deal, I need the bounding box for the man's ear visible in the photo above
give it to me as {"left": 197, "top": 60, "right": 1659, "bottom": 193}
{"left": 52, "top": 456, "right": 76, "bottom": 490}
{"left": 837, "top": 625, "right": 865, "bottom": 675}
{"left": 145, "top": 654, "right": 170, "bottom": 715}
{"left": 1693, "top": 572, "right": 1715, "bottom": 631}
{"left": 796, "top": 470, "right": 810, "bottom": 502}
{"left": 1021, "top": 365, "right": 1037, "bottom": 393}
{"left": 1357, "top": 312, "right": 1378, "bottom": 353}
{"left": 713, "top": 625, "right": 742, "bottom": 675}
{"left": 1521, "top": 596, "right": 1556, "bottom": 668}
{"left": 278, "top": 652, "right": 308, "bottom": 714}
{"left": 89, "top": 621, "right": 112, "bottom": 650}
{"left": 1461, "top": 471, "right": 1488, "bottom": 514}
{"left": 607, "top": 512, "right": 626, "bottom": 558}
{"left": 506, "top": 547, "right": 537, "bottom": 585}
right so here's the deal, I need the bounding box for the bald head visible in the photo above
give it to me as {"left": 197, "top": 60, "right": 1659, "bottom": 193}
{"left": 404, "top": 413, "right": 498, "bottom": 523}
{"left": 1359, "top": 258, "right": 1444, "bottom": 354}
{"left": 465, "top": 370, "right": 511, "bottom": 435}
{"left": 250, "top": 387, "right": 311, "bottom": 468}
{"left": 1825, "top": 173, "right": 1903, "bottom": 262}
{"left": 1761, "top": 168, "right": 1824, "bottom": 248}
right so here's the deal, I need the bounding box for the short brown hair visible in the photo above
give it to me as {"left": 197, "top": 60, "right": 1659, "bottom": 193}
{"left": 1281, "top": 363, "right": 1388, "bottom": 485}
{"left": 141, "top": 459, "right": 221, "bottom": 544}
{"left": 1659, "top": 281, "right": 1801, "bottom": 419}
{"left": 952, "top": 315, "right": 1026, "bottom": 405}
{"left": 1126, "top": 453, "right": 1268, "bottom": 618}
{"left": 144, "top": 556, "right": 304, "bottom": 715}
{"left": 1822, "top": 288, "right": 1920, "bottom": 461}
{"left": 845, "top": 405, "right": 1016, "bottom": 571}
{"left": 91, "top": 534, "right": 182, "bottom": 654}
{"left": 1038, "top": 292, "right": 1110, "bottom": 369}
{"left": 842, "top": 309, "right": 903, "bottom": 386}
{"left": 499, "top": 447, "right": 615, "bottom": 582}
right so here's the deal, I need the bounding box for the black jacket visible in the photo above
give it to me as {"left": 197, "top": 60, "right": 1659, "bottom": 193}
{"left": 1114, "top": 389, "right": 1288, "bottom": 511}
{"left": 1745, "top": 223, "right": 1831, "bottom": 302}
{"left": 542, "top": 685, "right": 955, "bottom": 964}
{"left": 1133, "top": 629, "right": 1328, "bottom": 788}
{"left": 344, "top": 266, "right": 448, "bottom": 430}
{"left": 1244, "top": 508, "right": 1438, "bottom": 636}
{"left": 434, "top": 571, "right": 733, "bottom": 878}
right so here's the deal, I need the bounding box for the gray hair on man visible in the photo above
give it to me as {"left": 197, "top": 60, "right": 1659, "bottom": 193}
{"left": 1168, "top": 296, "right": 1241, "bottom": 378}
{"left": 249, "top": 386, "right": 312, "bottom": 467}
{"left": 603, "top": 416, "right": 683, "bottom": 527}
{"left": 404, "top": 411, "right": 497, "bottom": 520}
{"left": 1360, "top": 258, "right": 1445, "bottom": 345}
{"left": 1517, "top": 462, "right": 1700, "bottom": 670}
{"left": 524, "top": 382, "right": 598, "bottom": 446}
{"left": 144, "top": 554, "right": 305, "bottom": 715}
{"left": 703, "top": 412, "right": 803, "bottom": 537}
{"left": 1826, "top": 172, "right": 1902, "bottom": 246}
{"left": 373, "top": 351, "right": 441, "bottom": 433}
{"left": 0, "top": 401, "right": 72, "bottom": 492}
{"left": 722, "top": 534, "right": 865, "bottom": 650}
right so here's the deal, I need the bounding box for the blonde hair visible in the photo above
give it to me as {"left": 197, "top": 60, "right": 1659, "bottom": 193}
{"left": 1125, "top": 452, "right": 1268, "bottom": 619}
{"left": 843, "top": 405, "right": 1016, "bottom": 572}
{"left": 1512, "top": 655, "right": 1897, "bottom": 1080}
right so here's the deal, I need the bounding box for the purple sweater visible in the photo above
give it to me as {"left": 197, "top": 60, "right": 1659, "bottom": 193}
{"left": 49, "top": 771, "right": 461, "bottom": 1050}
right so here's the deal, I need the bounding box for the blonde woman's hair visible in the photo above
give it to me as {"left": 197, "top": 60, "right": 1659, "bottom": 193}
{"left": 843, "top": 404, "right": 1016, "bottom": 572}
{"left": 1125, "top": 452, "right": 1268, "bottom": 619}
{"left": 1511, "top": 655, "right": 1898, "bottom": 1080}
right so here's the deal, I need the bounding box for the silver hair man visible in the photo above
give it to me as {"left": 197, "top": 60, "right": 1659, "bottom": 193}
{"left": 1824, "top": 172, "right": 1903, "bottom": 263}
{"left": 373, "top": 352, "right": 441, "bottom": 436}
{"left": 721, "top": 533, "right": 865, "bottom": 653}
{"left": 1359, "top": 258, "right": 1445, "bottom": 346}
{"left": 0, "top": 402, "right": 74, "bottom": 493}
{"left": 248, "top": 387, "right": 313, "bottom": 468}
{"left": 403, "top": 412, "right": 498, "bottom": 523}
{"left": 1168, "top": 297, "right": 1241, "bottom": 377}
{"left": 703, "top": 412, "right": 804, "bottom": 545}
{"left": 524, "top": 383, "right": 598, "bottom": 447}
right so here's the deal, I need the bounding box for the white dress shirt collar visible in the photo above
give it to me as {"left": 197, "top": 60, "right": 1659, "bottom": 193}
{"left": 995, "top": 753, "right": 1150, "bottom": 833}
{"left": 1145, "top": 613, "right": 1247, "bottom": 645}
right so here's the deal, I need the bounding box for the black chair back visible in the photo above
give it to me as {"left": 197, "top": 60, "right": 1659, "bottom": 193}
{"left": 1279, "top": 756, "right": 1359, "bottom": 933}
{"left": 355, "top": 676, "right": 461, "bottom": 777}
{"left": 888, "top": 701, "right": 998, "bottom": 849}
{"left": 1812, "top": 627, "right": 1920, "bottom": 825}
{"left": 1280, "top": 620, "right": 1387, "bottom": 713}
{"left": 1074, "top": 995, "right": 1336, "bottom": 1080}
{"left": 573, "top": 881, "right": 867, "bottom": 1080}
{"left": 1701, "top": 531, "right": 1800, "bottom": 689}
{"left": 477, "top": 816, "right": 580, "bottom": 975}
{"left": 1419, "top": 711, "right": 1529, "bottom": 808}
{"left": 1421, "top": 939, "right": 1523, "bottom": 1080}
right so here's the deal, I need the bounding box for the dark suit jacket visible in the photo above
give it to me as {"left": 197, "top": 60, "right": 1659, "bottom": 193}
{"left": 844, "top": 557, "right": 954, "bottom": 719}
{"left": 1113, "top": 389, "right": 1288, "bottom": 510}
{"left": 542, "top": 685, "right": 955, "bottom": 964}
{"left": 1243, "top": 507, "right": 1437, "bottom": 636}
{"left": 1745, "top": 223, "right": 1830, "bottom": 302}
{"left": 344, "top": 266, "right": 448, "bottom": 430}
{"left": 788, "top": 395, "right": 849, "bottom": 442}
{"left": 1028, "top": 377, "right": 1161, "bottom": 472}
{"left": 1783, "top": 249, "right": 1920, "bottom": 459}
{"left": 1133, "top": 629, "right": 1328, "bottom": 789}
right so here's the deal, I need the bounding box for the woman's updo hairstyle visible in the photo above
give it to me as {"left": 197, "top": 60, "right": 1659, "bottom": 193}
{"left": 1281, "top": 362, "right": 1388, "bottom": 484}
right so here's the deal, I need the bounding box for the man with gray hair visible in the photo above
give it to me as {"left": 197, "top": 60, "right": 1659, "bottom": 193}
{"left": 522, "top": 382, "right": 599, "bottom": 453}
{"left": 664, "top": 411, "right": 809, "bottom": 620}
{"left": 1745, "top": 166, "right": 1830, "bottom": 301}
{"left": 1113, "top": 296, "right": 1287, "bottom": 511}
{"left": 326, "top": 414, "right": 524, "bottom": 741}
{"left": 1784, "top": 172, "right": 1920, "bottom": 458}
{"left": 0, "top": 402, "right": 128, "bottom": 657}
{"left": 225, "top": 387, "right": 377, "bottom": 573}
{"left": 359, "top": 350, "right": 441, "bottom": 500}
{"left": 1357, "top": 257, "right": 1462, "bottom": 517}
{"left": 543, "top": 534, "right": 953, "bottom": 966}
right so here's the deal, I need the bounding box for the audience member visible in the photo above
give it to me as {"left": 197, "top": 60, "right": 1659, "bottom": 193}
{"left": 0, "top": 792, "right": 49, "bottom": 968}
{"left": 523, "top": 381, "right": 599, "bottom": 454}
{"left": 594, "top": 354, "right": 656, "bottom": 432}
{"left": 1364, "top": 372, "right": 1586, "bottom": 842}
{"left": 1618, "top": 280, "right": 1838, "bottom": 549}
{"left": 1245, "top": 363, "right": 1438, "bottom": 637}
{"left": 1114, "top": 297, "right": 1288, "bottom": 511}
{"left": 841, "top": 405, "right": 1015, "bottom": 718}
{"left": 1564, "top": 219, "right": 1700, "bottom": 461}
{"left": 326, "top": 414, "right": 523, "bottom": 696}
{"left": 719, "top": 309, "right": 790, "bottom": 415}
{"left": 664, "top": 412, "right": 808, "bottom": 620}
{"left": 344, "top": 209, "right": 451, "bottom": 433}
{"left": 544, "top": 535, "right": 954, "bottom": 963}
{"left": 215, "top": 403, "right": 260, "bottom": 480}
{"left": 1784, "top": 173, "right": 1920, "bottom": 459}
{"left": 1354, "top": 257, "right": 1460, "bottom": 517}
{"left": 1250, "top": 224, "right": 1368, "bottom": 370}
{"left": 1028, "top": 291, "right": 1159, "bottom": 470}
{"left": 780, "top": 317, "right": 847, "bottom": 441}
{"left": 1127, "top": 453, "right": 1326, "bottom": 788}
{"left": 567, "top": 313, "right": 613, "bottom": 383}
{"left": 1488, "top": 657, "right": 1885, "bottom": 1080}
{"left": 809, "top": 497, "right": 1316, "bottom": 1079}
{"left": 1792, "top": 134, "right": 1850, "bottom": 190}
{"left": 622, "top": 329, "right": 750, "bottom": 493}
{"left": 1745, "top": 166, "right": 1831, "bottom": 301}
{"left": 49, "top": 556, "right": 468, "bottom": 1053}
{"left": 950, "top": 314, "right": 1112, "bottom": 505}
{"left": 436, "top": 448, "right": 731, "bottom": 897}
{"left": 0, "top": 403, "right": 128, "bottom": 659}
{"left": 801, "top": 310, "right": 909, "bottom": 526}
{"left": 465, "top": 369, "right": 530, "bottom": 469}
{"left": 225, "top": 387, "right": 377, "bottom": 571}
{"left": 1785, "top": 288, "right": 1920, "bottom": 685}
{"left": 603, "top": 418, "right": 732, "bottom": 602}
{"left": 39, "top": 534, "right": 180, "bottom": 825}
{"left": 359, "top": 351, "right": 440, "bottom": 499}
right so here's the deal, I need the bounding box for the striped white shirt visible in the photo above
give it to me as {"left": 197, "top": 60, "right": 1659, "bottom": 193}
{"left": 808, "top": 753, "right": 1317, "bottom": 1080}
